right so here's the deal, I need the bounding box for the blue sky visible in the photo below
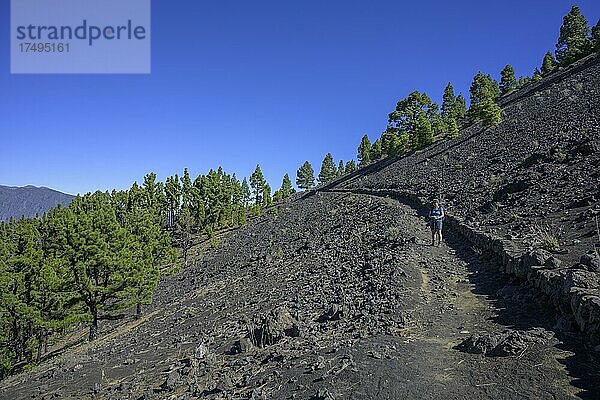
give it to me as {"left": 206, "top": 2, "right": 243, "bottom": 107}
{"left": 1, "top": 1, "right": 598, "bottom": 195}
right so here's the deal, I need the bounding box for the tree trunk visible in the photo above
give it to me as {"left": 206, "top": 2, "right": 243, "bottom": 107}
{"left": 36, "top": 337, "right": 43, "bottom": 363}
{"left": 136, "top": 303, "right": 142, "bottom": 319}
{"left": 12, "top": 316, "right": 22, "bottom": 362}
{"left": 89, "top": 308, "right": 98, "bottom": 341}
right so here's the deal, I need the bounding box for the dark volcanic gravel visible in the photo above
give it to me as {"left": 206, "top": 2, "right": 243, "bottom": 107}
{"left": 338, "top": 55, "right": 600, "bottom": 269}
{"left": 2, "top": 190, "right": 598, "bottom": 399}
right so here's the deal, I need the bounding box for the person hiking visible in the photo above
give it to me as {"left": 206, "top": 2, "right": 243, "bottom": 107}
{"left": 429, "top": 200, "right": 445, "bottom": 246}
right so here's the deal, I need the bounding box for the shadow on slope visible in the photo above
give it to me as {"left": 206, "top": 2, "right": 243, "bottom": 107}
{"left": 444, "top": 229, "right": 600, "bottom": 400}
{"left": 321, "top": 185, "right": 600, "bottom": 400}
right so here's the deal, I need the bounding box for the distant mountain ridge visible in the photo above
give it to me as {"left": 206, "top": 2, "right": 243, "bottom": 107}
{"left": 0, "top": 185, "right": 75, "bottom": 221}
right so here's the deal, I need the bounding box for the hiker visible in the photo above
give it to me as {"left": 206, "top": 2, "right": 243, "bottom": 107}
{"left": 429, "top": 200, "right": 445, "bottom": 246}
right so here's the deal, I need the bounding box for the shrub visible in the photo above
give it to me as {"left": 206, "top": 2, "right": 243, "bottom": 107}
{"left": 540, "top": 235, "right": 560, "bottom": 252}
{"left": 490, "top": 175, "right": 504, "bottom": 186}
{"left": 385, "top": 226, "right": 402, "bottom": 241}
{"left": 273, "top": 248, "right": 284, "bottom": 260}
{"left": 532, "top": 225, "right": 560, "bottom": 252}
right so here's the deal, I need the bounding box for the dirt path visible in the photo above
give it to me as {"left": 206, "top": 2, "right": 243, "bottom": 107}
{"left": 312, "top": 190, "right": 593, "bottom": 400}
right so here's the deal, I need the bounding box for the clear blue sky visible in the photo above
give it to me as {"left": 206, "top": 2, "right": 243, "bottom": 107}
{"left": 1, "top": 1, "right": 598, "bottom": 195}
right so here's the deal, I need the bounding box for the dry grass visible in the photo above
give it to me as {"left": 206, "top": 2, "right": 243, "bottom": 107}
{"left": 531, "top": 224, "right": 560, "bottom": 252}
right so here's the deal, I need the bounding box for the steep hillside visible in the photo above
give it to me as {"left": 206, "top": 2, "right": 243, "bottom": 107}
{"left": 2, "top": 192, "right": 591, "bottom": 399}
{"left": 338, "top": 55, "right": 600, "bottom": 268}
{"left": 0, "top": 185, "right": 74, "bottom": 220}
{"left": 328, "top": 54, "right": 600, "bottom": 351}
{"left": 2, "top": 57, "right": 600, "bottom": 400}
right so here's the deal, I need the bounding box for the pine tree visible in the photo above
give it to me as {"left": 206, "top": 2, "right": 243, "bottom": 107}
{"left": 318, "top": 153, "right": 337, "bottom": 184}
{"left": 541, "top": 51, "right": 558, "bottom": 75}
{"left": 262, "top": 183, "right": 272, "bottom": 207}
{"left": 441, "top": 82, "right": 456, "bottom": 120}
{"left": 241, "top": 178, "right": 251, "bottom": 208}
{"left": 66, "top": 192, "right": 137, "bottom": 340}
{"left": 388, "top": 91, "right": 430, "bottom": 133}
{"left": 181, "top": 168, "right": 193, "bottom": 210}
{"left": 191, "top": 175, "right": 206, "bottom": 229}
{"left": 154, "top": 182, "right": 168, "bottom": 228}
{"left": 296, "top": 161, "right": 315, "bottom": 190}
{"left": 249, "top": 165, "right": 266, "bottom": 207}
{"left": 39, "top": 207, "right": 87, "bottom": 343}
{"left": 337, "top": 160, "right": 344, "bottom": 176}
{"left": 218, "top": 169, "right": 234, "bottom": 227}
{"left": 381, "top": 130, "right": 401, "bottom": 157}
{"left": 370, "top": 139, "right": 382, "bottom": 160}
{"left": 469, "top": 72, "right": 501, "bottom": 125}
{"left": 500, "top": 64, "right": 516, "bottom": 94}
{"left": 280, "top": 174, "right": 294, "bottom": 199}
{"left": 357, "top": 135, "right": 371, "bottom": 165}
{"left": 444, "top": 91, "right": 464, "bottom": 137}
{"left": 447, "top": 117, "right": 459, "bottom": 139}
{"left": 231, "top": 174, "right": 245, "bottom": 225}
{"left": 532, "top": 68, "right": 543, "bottom": 82}
{"left": 111, "top": 189, "right": 129, "bottom": 226}
{"left": 452, "top": 94, "right": 467, "bottom": 120}
{"left": 164, "top": 174, "right": 181, "bottom": 228}
{"left": 592, "top": 20, "right": 600, "bottom": 52}
{"left": 127, "top": 182, "right": 143, "bottom": 211}
{"left": 344, "top": 160, "right": 357, "bottom": 174}
{"left": 1, "top": 218, "right": 51, "bottom": 365}
{"left": 469, "top": 72, "right": 499, "bottom": 110}
{"left": 175, "top": 204, "right": 194, "bottom": 267}
{"left": 142, "top": 173, "right": 160, "bottom": 212}
{"left": 431, "top": 113, "right": 446, "bottom": 136}
{"left": 204, "top": 169, "right": 222, "bottom": 227}
{"left": 380, "top": 127, "right": 400, "bottom": 157}
{"left": 387, "top": 90, "right": 440, "bottom": 151}
{"left": 480, "top": 98, "right": 502, "bottom": 127}
{"left": 398, "top": 132, "right": 410, "bottom": 153}
{"left": 0, "top": 220, "right": 16, "bottom": 375}
{"left": 516, "top": 76, "right": 531, "bottom": 88}
{"left": 414, "top": 114, "right": 433, "bottom": 148}
{"left": 124, "top": 204, "right": 174, "bottom": 317}
{"left": 555, "top": 6, "right": 592, "bottom": 65}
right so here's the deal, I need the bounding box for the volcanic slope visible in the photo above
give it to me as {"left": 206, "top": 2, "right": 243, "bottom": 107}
{"left": 337, "top": 54, "right": 600, "bottom": 269}
{"left": 2, "top": 190, "right": 597, "bottom": 399}
{"left": 3, "top": 57, "right": 600, "bottom": 400}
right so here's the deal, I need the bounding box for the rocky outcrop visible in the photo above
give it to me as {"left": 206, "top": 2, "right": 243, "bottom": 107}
{"left": 456, "top": 328, "right": 556, "bottom": 357}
